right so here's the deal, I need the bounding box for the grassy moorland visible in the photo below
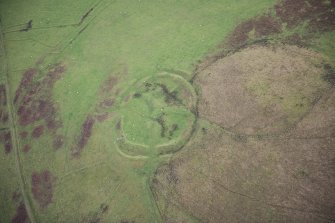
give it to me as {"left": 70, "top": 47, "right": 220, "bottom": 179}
{"left": 1, "top": 0, "right": 334, "bottom": 222}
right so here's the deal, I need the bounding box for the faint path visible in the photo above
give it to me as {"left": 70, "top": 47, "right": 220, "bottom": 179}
{"left": 0, "top": 17, "right": 36, "bottom": 223}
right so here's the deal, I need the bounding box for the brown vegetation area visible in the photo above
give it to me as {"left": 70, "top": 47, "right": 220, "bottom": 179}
{"left": 0, "top": 84, "right": 9, "bottom": 125}
{"left": 14, "top": 64, "right": 66, "bottom": 150}
{"left": 153, "top": 111, "right": 335, "bottom": 222}
{"left": 227, "top": 15, "right": 281, "bottom": 48}
{"left": 11, "top": 190, "right": 22, "bottom": 203}
{"left": 72, "top": 116, "right": 95, "bottom": 157}
{"left": 72, "top": 74, "right": 120, "bottom": 157}
{"left": 152, "top": 2, "right": 335, "bottom": 222}
{"left": 52, "top": 134, "right": 64, "bottom": 150}
{"left": 31, "top": 125, "right": 44, "bottom": 138}
{"left": 100, "top": 76, "right": 118, "bottom": 94}
{"left": 275, "top": 0, "right": 335, "bottom": 31}
{"left": 19, "top": 131, "right": 28, "bottom": 139}
{"left": 22, "top": 144, "right": 31, "bottom": 153}
{"left": 11, "top": 202, "right": 28, "bottom": 223}
{"left": 226, "top": 0, "right": 335, "bottom": 48}
{"left": 83, "top": 203, "right": 110, "bottom": 223}
{"left": 95, "top": 113, "right": 109, "bottom": 122}
{"left": 14, "top": 68, "right": 37, "bottom": 105}
{"left": 0, "top": 130, "right": 12, "bottom": 154}
{"left": 31, "top": 170, "right": 56, "bottom": 209}
{"left": 195, "top": 45, "right": 330, "bottom": 135}
{"left": 16, "top": 65, "right": 65, "bottom": 129}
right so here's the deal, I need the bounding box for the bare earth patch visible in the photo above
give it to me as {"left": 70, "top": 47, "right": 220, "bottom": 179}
{"left": 195, "top": 45, "right": 331, "bottom": 135}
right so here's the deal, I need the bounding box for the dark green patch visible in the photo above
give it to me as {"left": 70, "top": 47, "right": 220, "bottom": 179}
{"left": 133, "top": 93, "right": 142, "bottom": 98}
{"left": 168, "top": 124, "right": 179, "bottom": 137}
{"left": 155, "top": 113, "right": 167, "bottom": 138}
{"left": 155, "top": 83, "right": 181, "bottom": 105}
{"left": 322, "top": 64, "right": 335, "bottom": 85}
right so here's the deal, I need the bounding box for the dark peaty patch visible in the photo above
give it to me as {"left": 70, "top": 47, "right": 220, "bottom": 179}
{"left": 11, "top": 202, "right": 28, "bottom": 223}
{"left": 0, "top": 84, "right": 9, "bottom": 125}
{"left": 31, "top": 125, "right": 44, "bottom": 138}
{"left": 31, "top": 170, "right": 56, "bottom": 209}
{"left": 52, "top": 135, "right": 64, "bottom": 150}
{"left": 0, "top": 130, "right": 12, "bottom": 154}
{"left": 22, "top": 144, "right": 31, "bottom": 153}
{"left": 72, "top": 116, "right": 95, "bottom": 157}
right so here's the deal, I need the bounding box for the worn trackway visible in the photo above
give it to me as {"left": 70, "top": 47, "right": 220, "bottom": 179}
{"left": 0, "top": 18, "right": 36, "bottom": 223}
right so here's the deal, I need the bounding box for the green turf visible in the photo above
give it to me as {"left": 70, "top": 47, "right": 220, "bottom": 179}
{"left": 0, "top": 0, "right": 284, "bottom": 222}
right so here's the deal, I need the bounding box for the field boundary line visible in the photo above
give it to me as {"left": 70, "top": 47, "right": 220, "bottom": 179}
{"left": 0, "top": 17, "right": 37, "bottom": 223}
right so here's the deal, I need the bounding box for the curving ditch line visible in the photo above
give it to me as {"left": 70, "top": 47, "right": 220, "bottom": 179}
{"left": 0, "top": 17, "right": 37, "bottom": 223}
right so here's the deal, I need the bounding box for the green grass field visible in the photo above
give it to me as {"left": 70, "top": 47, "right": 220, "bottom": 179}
{"left": 1, "top": 0, "right": 334, "bottom": 222}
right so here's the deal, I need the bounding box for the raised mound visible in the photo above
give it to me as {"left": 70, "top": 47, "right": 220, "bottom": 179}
{"left": 195, "top": 45, "right": 332, "bottom": 135}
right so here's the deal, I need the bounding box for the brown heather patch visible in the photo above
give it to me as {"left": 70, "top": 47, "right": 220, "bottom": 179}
{"left": 14, "top": 64, "right": 66, "bottom": 150}
{"left": 83, "top": 203, "right": 109, "bottom": 223}
{"left": 11, "top": 190, "right": 21, "bottom": 203}
{"left": 100, "top": 98, "right": 114, "bottom": 108}
{"left": 275, "top": 0, "right": 335, "bottom": 31}
{"left": 11, "top": 202, "right": 28, "bottom": 223}
{"left": 0, "top": 84, "right": 9, "bottom": 125}
{"left": 14, "top": 68, "right": 37, "bottom": 104}
{"left": 72, "top": 116, "right": 95, "bottom": 157}
{"left": 71, "top": 74, "right": 121, "bottom": 157}
{"left": 97, "top": 74, "right": 118, "bottom": 109}
{"left": 283, "top": 33, "right": 307, "bottom": 47}
{"left": 227, "top": 15, "right": 281, "bottom": 48}
{"left": 22, "top": 144, "right": 31, "bottom": 153}
{"left": 52, "top": 134, "right": 64, "bottom": 150}
{"left": 153, "top": 123, "right": 335, "bottom": 222}
{"left": 31, "top": 125, "right": 44, "bottom": 138}
{"left": 31, "top": 170, "right": 56, "bottom": 209}
{"left": 227, "top": 0, "right": 335, "bottom": 48}
{"left": 120, "top": 220, "right": 135, "bottom": 223}
{"left": 96, "top": 112, "right": 109, "bottom": 122}
{"left": 0, "top": 84, "right": 7, "bottom": 106}
{"left": 156, "top": 4, "right": 335, "bottom": 220}
{"left": 115, "top": 120, "right": 121, "bottom": 130}
{"left": 19, "top": 131, "right": 28, "bottom": 139}
{"left": 195, "top": 45, "right": 330, "bottom": 135}
{"left": 0, "top": 111, "right": 8, "bottom": 124}
{"left": 100, "top": 76, "right": 118, "bottom": 94}
{"left": 0, "top": 130, "right": 12, "bottom": 154}
{"left": 100, "top": 203, "right": 109, "bottom": 213}
{"left": 15, "top": 64, "right": 65, "bottom": 128}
